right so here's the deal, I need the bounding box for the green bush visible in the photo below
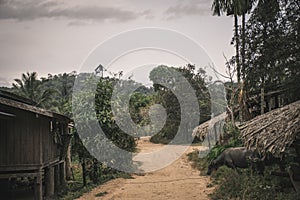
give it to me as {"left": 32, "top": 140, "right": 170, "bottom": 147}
{"left": 189, "top": 152, "right": 298, "bottom": 200}
{"left": 51, "top": 163, "right": 132, "bottom": 200}
{"left": 205, "top": 122, "right": 243, "bottom": 162}
{"left": 210, "top": 166, "right": 298, "bottom": 200}
{"left": 206, "top": 138, "right": 243, "bottom": 163}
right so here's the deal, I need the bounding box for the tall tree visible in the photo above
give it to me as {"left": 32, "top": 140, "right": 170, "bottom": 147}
{"left": 212, "top": 0, "right": 257, "bottom": 83}
{"left": 240, "top": 0, "right": 257, "bottom": 80}
{"left": 149, "top": 64, "right": 211, "bottom": 143}
{"left": 243, "top": 0, "right": 299, "bottom": 108}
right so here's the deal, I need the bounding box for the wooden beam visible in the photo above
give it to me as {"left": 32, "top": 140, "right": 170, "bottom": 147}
{"left": 0, "top": 172, "right": 39, "bottom": 179}
{"left": 0, "top": 111, "right": 15, "bottom": 119}
{"left": 42, "top": 158, "right": 60, "bottom": 168}
{"left": 0, "top": 164, "right": 41, "bottom": 171}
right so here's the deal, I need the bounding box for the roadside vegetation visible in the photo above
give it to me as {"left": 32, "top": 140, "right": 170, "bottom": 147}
{"left": 49, "top": 160, "right": 132, "bottom": 200}
{"left": 188, "top": 1, "right": 300, "bottom": 198}
{"left": 188, "top": 126, "right": 299, "bottom": 200}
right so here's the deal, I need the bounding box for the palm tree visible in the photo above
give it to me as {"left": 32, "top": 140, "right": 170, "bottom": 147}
{"left": 13, "top": 72, "right": 54, "bottom": 108}
{"left": 212, "top": 0, "right": 256, "bottom": 83}
{"left": 212, "top": 0, "right": 241, "bottom": 83}
{"left": 53, "top": 73, "right": 75, "bottom": 116}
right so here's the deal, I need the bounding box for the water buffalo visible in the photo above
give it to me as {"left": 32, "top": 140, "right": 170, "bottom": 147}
{"left": 207, "top": 147, "right": 262, "bottom": 175}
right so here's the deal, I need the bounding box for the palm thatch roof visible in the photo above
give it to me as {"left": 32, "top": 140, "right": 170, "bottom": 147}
{"left": 239, "top": 100, "right": 300, "bottom": 159}
{"left": 192, "top": 112, "right": 226, "bottom": 141}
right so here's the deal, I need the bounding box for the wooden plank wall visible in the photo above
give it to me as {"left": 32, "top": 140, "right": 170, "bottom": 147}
{"left": 0, "top": 105, "right": 61, "bottom": 168}
{"left": 0, "top": 106, "right": 40, "bottom": 166}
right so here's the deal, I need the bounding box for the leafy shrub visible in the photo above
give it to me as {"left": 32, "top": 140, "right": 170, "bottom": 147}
{"left": 210, "top": 166, "right": 298, "bottom": 200}
{"left": 206, "top": 137, "right": 242, "bottom": 162}
{"left": 205, "top": 122, "right": 243, "bottom": 162}
{"left": 149, "top": 65, "right": 211, "bottom": 144}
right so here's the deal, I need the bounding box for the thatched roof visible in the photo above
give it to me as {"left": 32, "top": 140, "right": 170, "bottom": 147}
{"left": 239, "top": 100, "right": 300, "bottom": 159}
{"left": 192, "top": 112, "right": 226, "bottom": 141}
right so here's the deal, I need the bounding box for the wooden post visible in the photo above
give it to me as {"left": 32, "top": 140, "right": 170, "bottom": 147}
{"left": 34, "top": 170, "right": 43, "bottom": 200}
{"left": 59, "top": 162, "right": 66, "bottom": 186}
{"left": 267, "top": 97, "right": 271, "bottom": 112}
{"left": 54, "top": 164, "right": 60, "bottom": 192}
{"left": 36, "top": 118, "right": 43, "bottom": 200}
{"left": 275, "top": 95, "right": 279, "bottom": 109}
{"left": 45, "top": 166, "right": 55, "bottom": 197}
{"left": 261, "top": 87, "right": 265, "bottom": 114}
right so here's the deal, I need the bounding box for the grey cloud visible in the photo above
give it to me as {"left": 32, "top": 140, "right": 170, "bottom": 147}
{"left": 164, "top": 0, "right": 211, "bottom": 19}
{"left": 139, "top": 9, "right": 154, "bottom": 20}
{"left": 0, "top": 0, "right": 149, "bottom": 22}
{"left": 51, "top": 6, "right": 138, "bottom": 22}
{"left": 67, "top": 20, "right": 89, "bottom": 27}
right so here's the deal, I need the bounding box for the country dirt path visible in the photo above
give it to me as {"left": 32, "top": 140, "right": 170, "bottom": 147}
{"left": 76, "top": 137, "right": 213, "bottom": 200}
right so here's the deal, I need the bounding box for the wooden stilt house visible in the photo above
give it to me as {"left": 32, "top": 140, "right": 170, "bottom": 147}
{"left": 0, "top": 90, "right": 72, "bottom": 199}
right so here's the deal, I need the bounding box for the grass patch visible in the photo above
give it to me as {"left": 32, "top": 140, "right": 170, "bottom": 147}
{"left": 209, "top": 166, "right": 298, "bottom": 200}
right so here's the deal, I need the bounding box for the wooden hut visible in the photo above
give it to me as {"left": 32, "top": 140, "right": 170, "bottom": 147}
{"left": 0, "top": 90, "right": 72, "bottom": 199}
{"left": 239, "top": 100, "right": 300, "bottom": 191}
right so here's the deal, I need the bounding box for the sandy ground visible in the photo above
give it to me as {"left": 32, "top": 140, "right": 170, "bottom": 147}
{"left": 76, "top": 137, "right": 213, "bottom": 200}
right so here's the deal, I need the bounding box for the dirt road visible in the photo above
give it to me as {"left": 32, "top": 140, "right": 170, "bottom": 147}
{"left": 77, "top": 137, "right": 213, "bottom": 200}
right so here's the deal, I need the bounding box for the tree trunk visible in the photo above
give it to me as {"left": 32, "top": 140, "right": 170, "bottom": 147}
{"left": 82, "top": 160, "right": 87, "bottom": 186}
{"left": 241, "top": 13, "right": 246, "bottom": 80}
{"left": 65, "top": 139, "right": 72, "bottom": 180}
{"left": 234, "top": 14, "right": 241, "bottom": 83}
{"left": 92, "top": 159, "right": 99, "bottom": 184}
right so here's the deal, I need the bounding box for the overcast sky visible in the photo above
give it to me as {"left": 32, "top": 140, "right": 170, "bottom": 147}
{"left": 0, "top": 0, "right": 235, "bottom": 87}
